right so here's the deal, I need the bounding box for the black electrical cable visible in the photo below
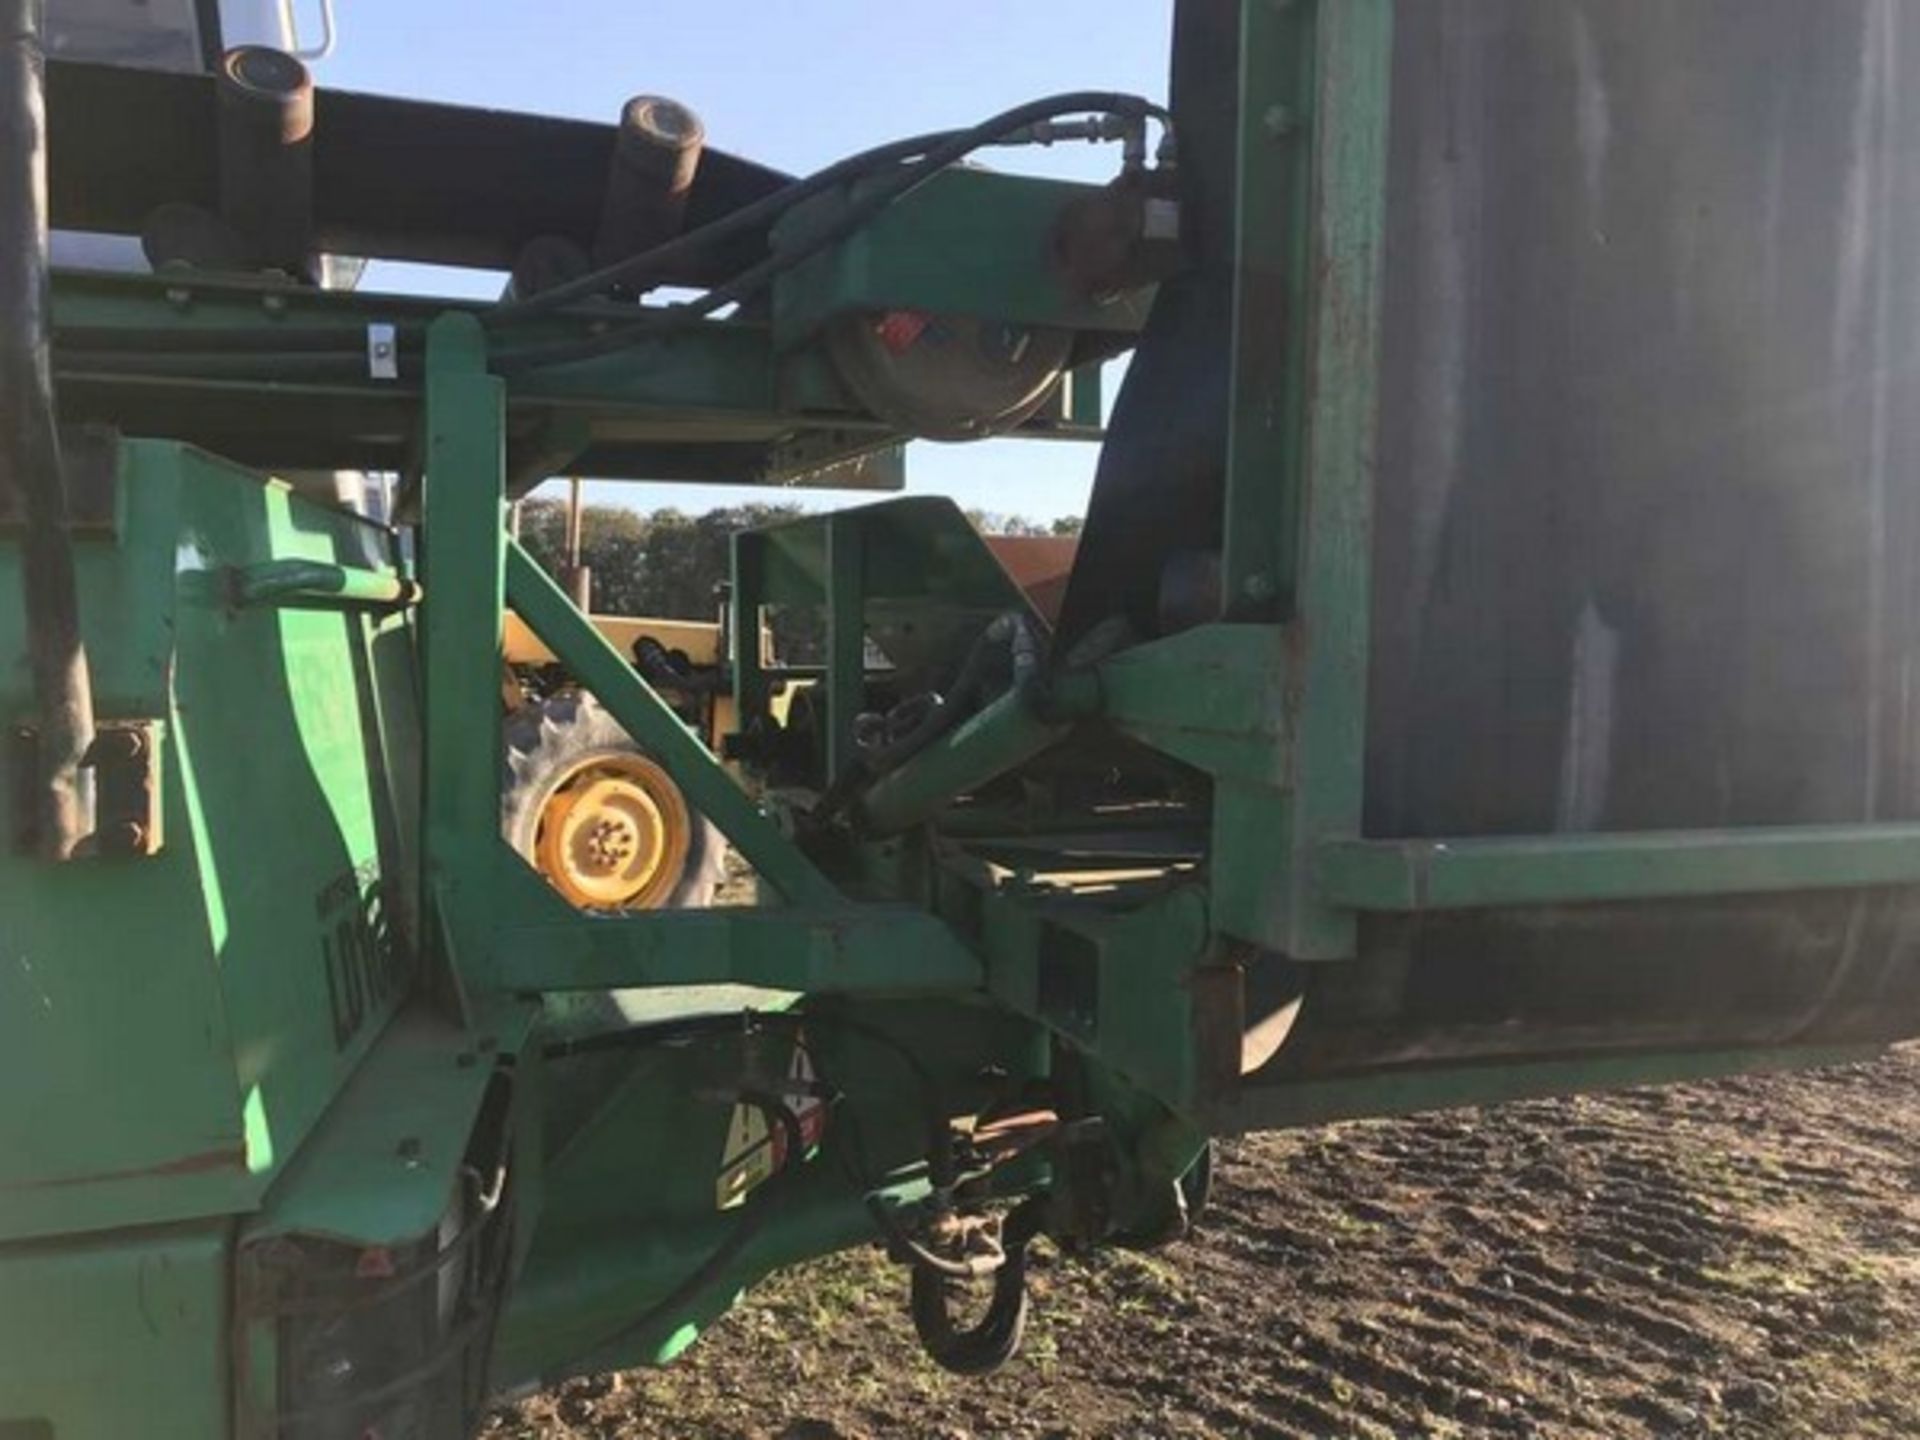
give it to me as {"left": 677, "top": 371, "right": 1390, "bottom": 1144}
{"left": 542, "top": 1004, "right": 957, "bottom": 1188}
{"left": 553, "top": 1017, "right": 1020, "bottom": 1290}
{"left": 272, "top": 1303, "right": 496, "bottom": 1428}
{"left": 273, "top": 1164, "right": 522, "bottom": 1427}
{"left": 827, "top": 1101, "right": 999, "bottom": 1283}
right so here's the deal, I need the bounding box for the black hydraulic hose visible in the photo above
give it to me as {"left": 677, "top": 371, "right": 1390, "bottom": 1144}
{"left": 828, "top": 1103, "right": 998, "bottom": 1283}
{"left": 491, "top": 92, "right": 1168, "bottom": 374}
{"left": 814, "top": 611, "right": 1038, "bottom": 823}
{"left": 47, "top": 91, "right": 1166, "bottom": 384}
{"left": 573, "top": 1092, "right": 804, "bottom": 1365}
{"left": 543, "top": 1005, "right": 957, "bottom": 1189}
{"left": 908, "top": 1192, "right": 1046, "bottom": 1376}
{"left": 487, "top": 127, "right": 954, "bottom": 326}
{"left": 556, "top": 1022, "right": 1036, "bottom": 1321}
{"left": 2, "top": 0, "right": 93, "bottom": 858}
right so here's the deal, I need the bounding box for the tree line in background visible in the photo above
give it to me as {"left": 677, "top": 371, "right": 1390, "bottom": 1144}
{"left": 517, "top": 498, "right": 1082, "bottom": 620}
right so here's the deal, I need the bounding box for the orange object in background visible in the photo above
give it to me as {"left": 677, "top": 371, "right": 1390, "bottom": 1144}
{"left": 981, "top": 535, "right": 1078, "bottom": 628}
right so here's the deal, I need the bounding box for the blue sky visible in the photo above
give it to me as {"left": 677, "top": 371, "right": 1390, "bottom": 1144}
{"left": 317, "top": 2, "right": 1173, "bottom": 520}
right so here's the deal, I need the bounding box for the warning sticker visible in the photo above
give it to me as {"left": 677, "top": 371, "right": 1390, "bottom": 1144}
{"left": 715, "top": 1036, "right": 829, "bottom": 1210}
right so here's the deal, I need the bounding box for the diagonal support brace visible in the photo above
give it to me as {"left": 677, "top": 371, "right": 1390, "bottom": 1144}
{"left": 505, "top": 540, "right": 841, "bottom": 907}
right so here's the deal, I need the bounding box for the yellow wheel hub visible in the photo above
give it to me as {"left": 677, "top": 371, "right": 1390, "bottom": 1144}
{"left": 534, "top": 753, "right": 693, "bottom": 910}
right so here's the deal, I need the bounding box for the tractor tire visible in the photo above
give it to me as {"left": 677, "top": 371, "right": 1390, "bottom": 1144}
{"left": 503, "top": 692, "right": 725, "bottom": 911}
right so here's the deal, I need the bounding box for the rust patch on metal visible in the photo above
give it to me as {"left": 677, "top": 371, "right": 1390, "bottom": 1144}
{"left": 4, "top": 1144, "right": 246, "bottom": 1191}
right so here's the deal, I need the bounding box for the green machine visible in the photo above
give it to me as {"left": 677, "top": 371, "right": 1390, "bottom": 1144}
{"left": 10, "top": 1, "right": 1920, "bottom": 1435}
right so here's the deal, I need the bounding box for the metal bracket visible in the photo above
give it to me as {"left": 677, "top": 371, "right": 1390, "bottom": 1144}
{"left": 10, "top": 719, "right": 164, "bottom": 858}
{"left": 366, "top": 323, "right": 399, "bottom": 381}
{"left": 90, "top": 721, "right": 165, "bottom": 857}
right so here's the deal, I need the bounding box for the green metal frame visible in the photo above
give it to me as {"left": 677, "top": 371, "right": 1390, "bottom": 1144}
{"left": 719, "top": 0, "right": 1920, "bottom": 1094}
{"left": 1208, "top": 0, "right": 1920, "bottom": 954}
{"left": 1211, "top": 0, "right": 1395, "bottom": 961}
{"left": 410, "top": 318, "right": 984, "bottom": 1006}
{"left": 1315, "top": 826, "right": 1920, "bottom": 912}
{"left": 22, "top": 9, "right": 1920, "bottom": 1431}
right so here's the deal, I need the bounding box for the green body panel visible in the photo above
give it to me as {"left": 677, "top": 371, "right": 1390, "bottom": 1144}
{"left": 0, "top": 443, "right": 416, "bottom": 1243}
{"left": 3, "top": 442, "right": 424, "bottom": 1432}
{"left": 772, "top": 167, "right": 1155, "bottom": 348}
{"left": 241, "top": 1002, "right": 530, "bottom": 1252}
{"left": 1096, "top": 624, "right": 1290, "bottom": 787}
{"left": 0, "top": 1223, "right": 230, "bottom": 1439}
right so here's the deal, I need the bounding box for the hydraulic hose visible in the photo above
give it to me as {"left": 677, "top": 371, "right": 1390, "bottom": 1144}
{"left": 569, "top": 1093, "right": 805, "bottom": 1368}
{"left": 2, "top": 0, "right": 94, "bottom": 858}
{"left": 492, "top": 91, "right": 1163, "bottom": 330}
{"left": 48, "top": 91, "right": 1168, "bottom": 384}
{"left": 487, "top": 128, "right": 953, "bottom": 326}
{"left": 543, "top": 1005, "right": 957, "bottom": 1189}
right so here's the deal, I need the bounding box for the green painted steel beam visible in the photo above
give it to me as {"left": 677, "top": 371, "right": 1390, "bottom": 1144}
{"left": 230, "top": 558, "right": 419, "bottom": 611}
{"left": 825, "top": 513, "right": 864, "bottom": 785}
{"left": 1215, "top": 1044, "right": 1882, "bottom": 1134}
{"left": 854, "top": 674, "right": 1098, "bottom": 837}
{"left": 1095, "top": 624, "right": 1291, "bottom": 786}
{"left": 488, "top": 838, "right": 971, "bottom": 994}
{"left": 1221, "top": 0, "right": 1317, "bottom": 612}
{"left": 505, "top": 541, "right": 841, "bottom": 907}
{"left": 1316, "top": 825, "right": 1920, "bottom": 913}
{"left": 50, "top": 223, "right": 1122, "bottom": 486}
{"left": 1215, "top": 0, "right": 1395, "bottom": 961}
{"left": 421, "top": 313, "right": 509, "bottom": 989}
{"left": 493, "top": 904, "right": 982, "bottom": 995}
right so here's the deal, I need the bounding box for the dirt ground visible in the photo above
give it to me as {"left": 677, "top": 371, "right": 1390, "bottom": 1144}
{"left": 487, "top": 1048, "right": 1920, "bottom": 1440}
